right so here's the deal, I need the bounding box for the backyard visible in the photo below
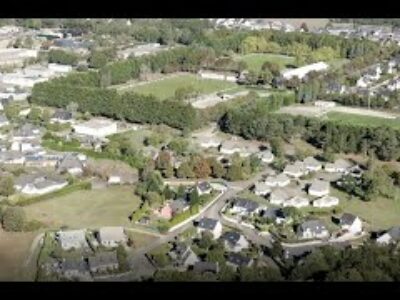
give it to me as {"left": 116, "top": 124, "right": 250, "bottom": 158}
{"left": 24, "top": 185, "right": 141, "bottom": 229}
{"left": 235, "top": 53, "right": 296, "bottom": 72}
{"left": 327, "top": 112, "right": 400, "bottom": 130}
{"left": 117, "top": 73, "right": 237, "bottom": 100}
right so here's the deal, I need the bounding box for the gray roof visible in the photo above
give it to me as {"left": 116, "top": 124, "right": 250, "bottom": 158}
{"left": 16, "top": 173, "right": 66, "bottom": 189}
{"left": 57, "top": 154, "right": 83, "bottom": 171}
{"left": 14, "top": 124, "right": 39, "bottom": 137}
{"left": 262, "top": 207, "right": 286, "bottom": 220}
{"left": 88, "top": 251, "right": 118, "bottom": 270}
{"left": 170, "top": 199, "right": 189, "bottom": 213}
{"left": 227, "top": 253, "right": 251, "bottom": 267}
{"left": 221, "top": 231, "right": 241, "bottom": 246}
{"left": 309, "top": 180, "right": 330, "bottom": 192}
{"left": 298, "top": 220, "right": 327, "bottom": 235}
{"left": 197, "top": 181, "right": 212, "bottom": 192}
{"left": 387, "top": 227, "right": 400, "bottom": 240}
{"left": 340, "top": 213, "right": 358, "bottom": 226}
{"left": 0, "top": 114, "right": 8, "bottom": 123}
{"left": 193, "top": 261, "right": 219, "bottom": 274}
{"left": 53, "top": 110, "right": 72, "bottom": 120}
{"left": 197, "top": 217, "right": 219, "bottom": 230}
{"left": 60, "top": 258, "right": 88, "bottom": 273}
{"left": 233, "top": 198, "right": 259, "bottom": 212}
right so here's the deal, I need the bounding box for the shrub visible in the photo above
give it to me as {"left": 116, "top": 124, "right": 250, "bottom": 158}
{"left": 2, "top": 206, "right": 26, "bottom": 231}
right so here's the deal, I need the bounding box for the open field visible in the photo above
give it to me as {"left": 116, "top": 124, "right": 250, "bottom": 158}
{"left": 327, "top": 112, "right": 400, "bottom": 129}
{"left": 0, "top": 229, "right": 38, "bottom": 281}
{"left": 119, "top": 74, "right": 237, "bottom": 100}
{"left": 331, "top": 187, "right": 400, "bottom": 230}
{"left": 235, "top": 53, "right": 296, "bottom": 72}
{"left": 24, "top": 186, "right": 140, "bottom": 229}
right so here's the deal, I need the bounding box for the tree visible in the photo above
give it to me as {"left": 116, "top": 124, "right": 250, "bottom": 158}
{"left": 2, "top": 207, "right": 26, "bottom": 232}
{"left": 300, "top": 22, "right": 309, "bottom": 32}
{"left": 198, "top": 231, "right": 214, "bottom": 249}
{"left": 225, "top": 163, "right": 244, "bottom": 181}
{"left": 145, "top": 191, "right": 163, "bottom": 206}
{"left": 207, "top": 157, "right": 226, "bottom": 178}
{"left": 0, "top": 176, "right": 15, "bottom": 197}
{"left": 176, "top": 162, "right": 195, "bottom": 178}
{"left": 155, "top": 150, "right": 172, "bottom": 171}
{"left": 168, "top": 138, "right": 188, "bottom": 155}
{"left": 116, "top": 244, "right": 129, "bottom": 271}
{"left": 261, "top": 61, "right": 281, "bottom": 77}
{"left": 270, "top": 137, "right": 284, "bottom": 159}
{"left": 192, "top": 157, "right": 212, "bottom": 178}
{"left": 48, "top": 49, "right": 79, "bottom": 66}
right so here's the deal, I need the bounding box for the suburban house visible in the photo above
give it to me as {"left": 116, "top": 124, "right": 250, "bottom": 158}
{"left": 24, "top": 154, "right": 61, "bottom": 168}
{"left": 226, "top": 253, "right": 253, "bottom": 270}
{"left": 313, "top": 195, "right": 339, "bottom": 208}
{"left": 284, "top": 161, "right": 307, "bottom": 178}
{"left": 11, "top": 138, "right": 42, "bottom": 153}
{"left": 193, "top": 261, "right": 219, "bottom": 274}
{"left": 376, "top": 227, "right": 400, "bottom": 245}
{"left": 88, "top": 251, "right": 119, "bottom": 274}
{"left": 12, "top": 124, "right": 40, "bottom": 141}
{"left": 57, "top": 153, "right": 85, "bottom": 175}
{"left": 253, "top": 181, "right": 271, "bottom": 196}
{"left": 0, "top": 151, "right": 25, "bottom": 165}
{"left": 14, "top": 173, "right": 68, "bottom": 195}
{"left": 220, "top": 231, "right": 249, "bottom": 253}
{"left": 169, "top": 243, "right": 200, "bottom": 268}
{"left": 269, "top": 189, "right": 289, "bottom": 206}
{"left": 154, "top": 202, "right": 173, "bottom": 219}
{"left": 303, "top": 157, "right": 322, "bottom": 172}
{"left": 196, "top": 181, "right": 213, "bottom": 196}
{"left": 196, "top": 136, "right": 221, "bottom": 149}
{"left": 170, "top": 198, "right": 190, "bottom": 215}
{"left": 56, "top": 230, "right": 88, "bottom": 250}
{"left": 72, "top": 119, "right": 117, "bottom": 138}
{"left": 230, "top": 198, "right": 260, "bottom": 216}
{"left": 281, "top": 62, "right": 329, "bottom": 80}
{"left": 297, "top": 220, "right": 330, "bottom": 240}
{"left": 308, "top": 179, "right": 330, "bottom": 197}
{"left": 59, "top": 258, "right": 91, "bottom": 281}
{"left": 325, "top": 82, "right": 346, "bottom": 95}
{"left": 283, "top": 195, "right": 310, "bottom": 208}
{"left": 50, "top": 110, "right": 73, "bottom": 124}
{"left": 339, "top": 213, "right": 363, "bottom": 235}
{"left": 324, "top": 159, "right": 353, "bottom": 173}
{"left": 198, "top": 70, "right": 238, "bottom": 82}
{"left": 261, "top": 207, "right": 288, "bottom": 224}
{"left": 219, "top": 139, "right": 243, "bottom": 155}
{"left": 265, "top": 173, "right": 290, "bottom": 187}
{"left": 356, "top": 76, "right": 370, "bottom": 88}
{"left": 197, "top": 217, "right": 223, "bottom": 239}
{"left": 48, "top": 63, "right": 73, "bottom": 73}
{"left": 107, "top": 175, "right": 121, "bottom": 185}
{"left": 97, "top": 227, "right": 127, "bottom": 248}
{"left": 0, "top": 114, "right": 9, "bottom": 127}
{"left": 258, "top": 150, "right": 274, "bottom": 164}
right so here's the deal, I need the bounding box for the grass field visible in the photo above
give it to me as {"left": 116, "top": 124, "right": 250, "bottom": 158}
{"left": 327, "top": 112, "right": 400, "bottom": 130}
{"left": 331, "top": 187, "right": 400, "bottom": 230}
{"left": 24, "top": 186, "right": 140, "bottom": 229}
{"left": 0, "top": 230, "right": 38, "bottom": 281}
{"left": 120, "top": 74, "right": 237, "bottom": 100}
{"left": 236, "top": 53, "right": 296, "bottom": 72}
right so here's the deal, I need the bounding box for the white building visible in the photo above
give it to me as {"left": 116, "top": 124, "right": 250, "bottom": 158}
{"left": 284, "top": 161, "right": 306, "bottom": 178}
{"left": 253, "top": 181, "right": 271, "bottom": 196}
{"left": 73, "top": 119, "right": 117, "bottom": 138}
{"left": 97, "top": 227, "right": 127, "bottom": 248}
{"left": 314, "top": 101, "right": 336, "bottom": 108}
{"left": 283, "top": 195, "right": 309, "bottom": 208}
{"left": 57, "top": 229, "right": 88, "bottom": 250}
{"left": 281, "top": 62, "right": 329, "bottom": 80}
{"left": 48, "top": 63, "right": 73, "bottom": 73}
{"left": 376, "top": 227, "right": 400, "bottom": 245}
{"left": 197, "top": 218, "right": 222, "bottom": 239}
{"left": 258, "top": 150, "right": 274, "bottom": 163}
{"left": 198, "top": 70, "right": 237, "bottom": 82}
{"left": 108, "top": 175, "right": 121, "bottom": 185}
{"left": 339, "top": 213, "right": 363, "bottom": 235}
{"left": 313, "top": 195, "right": 339, "bottom": 208}
{"left": 269, "top": 189, "right": 289, "bottom": 206}
{"left": 265, "top": 173, "right": 290, "bottom": 188}
{"left": 297, "top": 220, "right": 330, "bottom": 240}
{"left": 221, "top": 231, "right": 249, "bottom": 253}
{"left": 303, "top": 156, "right": 322, "bottom": 172}
{"left": 308, "top": 180, "right": 330, "bottom": 197}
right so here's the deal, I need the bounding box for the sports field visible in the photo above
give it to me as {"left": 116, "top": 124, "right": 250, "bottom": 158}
{"left": 120, "top": 74, "right": 237, "bottom": 100}
{"left": 24, "top": 185, "right": 141, "bottom": 229}
{"left": 236, "top": 53, "right": 296, "bottom": 72}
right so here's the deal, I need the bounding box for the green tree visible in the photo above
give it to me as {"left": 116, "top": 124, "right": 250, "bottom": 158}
{"left": 176, "top": 162, "right": 195, "bottom": 178}
{"left": 2, "top": 207, "right": 26, "bottom": 232}
{"left": 0, "top": 176, "right": 15, "bottom": 197}
{"left": 270, "top": 137, "right": 284, "bottom": 159}
{"left": 116, "top": 244, "right": 129, "bottom": 271}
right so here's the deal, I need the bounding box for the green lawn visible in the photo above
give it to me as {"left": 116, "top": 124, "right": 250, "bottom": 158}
{"left": 235, "top": 53, "right": 296, "bottom": 72}
{"left": 327, "top": 112, "right": 400, "bottom": 130}
{"left": 24, "top": 186, "right": 140, "bottom": 229}
{"left": 120, "top": 74, "right": 237, "bottom": 100}
{"left": 328, "top": 58, "right": 350, "bottom": 69}
{"left": 331, "top": 187, "right": 400, "bottom": 230}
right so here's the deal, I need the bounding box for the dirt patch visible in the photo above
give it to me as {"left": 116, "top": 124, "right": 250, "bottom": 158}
{"left": 0, "top": 229, "right": 38, "bottom": 281}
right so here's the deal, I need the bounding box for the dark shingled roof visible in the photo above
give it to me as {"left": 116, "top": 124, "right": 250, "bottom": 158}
{"left": 227, "top": 253, "right": 251, "bottom": 267}
{"left": 193, "top": 261, "right": 219, "bottom": 274}
{"left": 340, "top": 213, "right": 357, "bottom": 226}
{"left": 387, "top": 227, "right": 400, "bottom": 240}
{"left": 53, "top": 110, "right": 72, "bottom": 120}
{"left": 233, "top": 198, "right": 259, "bottom": 212}
{"left": 221, "top": 231, "right": 241, "bottom": 246}
{"left": 297, "top": 220, "right": 327, "bottom": 235}
{"left": 197, "top": 181, "right": 212, "bottom": 192}
{"left": 197, "top": 217, "right": 219, "bottom": 230}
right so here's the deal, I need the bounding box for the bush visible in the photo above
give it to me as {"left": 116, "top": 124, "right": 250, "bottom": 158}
{"left": 2, "top": 206, "right": 26, "bottom": 231}
{"left": 23, "top": 219, "right": 45, "bottom": 232}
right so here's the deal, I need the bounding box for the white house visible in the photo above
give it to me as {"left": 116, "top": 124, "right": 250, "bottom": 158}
{"left": 57, "top": 229, "right": 88, "bottom": 250}
{"left": 339, "top": 213, "right": 363, "bottom": 235}
{"left": 196, "top": 181, "right": 213, "bottom": 196}
{"left": 308, "top": 180, "right": 330, "bottom": 197}
{"left": 269, "top": 189, "right": 289, "bottom": 206}
{"left": 253, "top": 181, "right": 271, "bottom": 196}
{"left": 73, "top": 119, "right": 117, "bottom": 138}
{"left": 198, "top": 70, "right": 237, "bottom": 82}
{"left": 258, "top": 150, "right": 274, "bottom": 164}
{"left": 221, "top": 231, "right": 249, "bottom": 253}
{"left": 48, "top": 63, "right": 73, "bottom": 73}
{"left": 57, "top": 154, "right": 85, "bottom": 175}
{"left": 313, "top": 195, "right": 339, "bottom": 208}
{"left": 284, "top": 161, "right": 306, "bottom": 178}
{"left": 297, "top": 220, "right": 330, "bottom": 240}
{"left": 230, "top": 198, "right": 260, "bottom": 216}
{"left": 197, "top": 217, "right": 222, "bottom": 239}
{"left": 283, "top": 195, "right": 309, "bottom": 208}
{"left": 219, "top": 139, "right": 243, "bottom": 155}
{"left": 314, "top": 101, "right": 336, "bottom": 108}
{"left": 196, "top": 136, "right": 221, "bottom": 149}
{"left": 0, "top": 114, "right": 9, "bottom": 127}
{"left": 97, "top": 227, "right": 127, "bottom": 248}
{"left": 303, "top": 157, "right": 322, "bottom": 172}
{"left": 169, "top": 243, "right": 200, "bottom": 268}
{"left": 356, "top": 76, "right": 369, "bottom": 88}
{"left": 265, "top": 173, "right": 290, "bottom": 188}
{"left": 324, "top": 159, "right": 353, "bottom": 173}
{"left": 376, "top": 227, "right": 400, "bottom": 245}
{"left": 108, "top": 175, "right": 121, "bottom": 185}
{"left": 281, "top": 62, "right": 329, "bottom": 80}
{"left": 19, "top": 178, "right": 68, "bottom": 195}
